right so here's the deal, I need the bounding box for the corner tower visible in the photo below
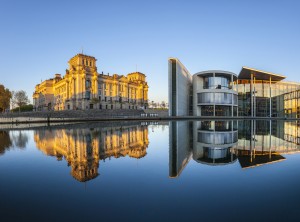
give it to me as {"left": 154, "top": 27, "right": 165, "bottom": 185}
{"left": 66, "top": 54, "right": 98, "bottom": 109}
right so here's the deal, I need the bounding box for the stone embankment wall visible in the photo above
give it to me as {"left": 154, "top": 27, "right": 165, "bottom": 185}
{"left": 0, "top": 109, "right": 169, "bottom": 124}
{"left": 144, "top": 109, "right": 168, "bottom": 117}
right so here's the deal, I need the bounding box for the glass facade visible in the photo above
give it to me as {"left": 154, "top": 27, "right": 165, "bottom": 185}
{"left": 238, "top": 79, "right": 300, "bottom": 117}
{"left": 203, "top": 74, "right": 231, "bottom": 89}
{"left": 197, "top": 92, "right": 236, "bottom": 105}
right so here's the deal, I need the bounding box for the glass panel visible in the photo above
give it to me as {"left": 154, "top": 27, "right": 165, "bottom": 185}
{"left": 201, "top": 105, "right": 214, "bottom": 116}
{"left": 215, "top": 106, "right": 232, "bottom": 116}
{"left": 197, "top": 132, "right": 237, "bottom": 144}
{"left": 197, "top": 93, "right": 214, "bottom": 103}
{"left": 198, "top": 93, "right": 234, "bottom": 105}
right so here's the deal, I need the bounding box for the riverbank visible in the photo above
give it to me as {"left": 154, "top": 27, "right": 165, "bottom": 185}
{"left": 0, "top": 109, "right": 168, "bottom": 125}
{"left": 0, "top": 109, "right": 298, "bottom": 129}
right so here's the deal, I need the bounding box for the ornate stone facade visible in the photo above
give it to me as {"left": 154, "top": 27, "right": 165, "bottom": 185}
{"left": 33, "top": 54, "right": 148, "bottom": 111}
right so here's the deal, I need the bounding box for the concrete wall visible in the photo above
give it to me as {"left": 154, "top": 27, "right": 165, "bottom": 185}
{"left": 168, "top": 58, "right": 192, "bottom": 116}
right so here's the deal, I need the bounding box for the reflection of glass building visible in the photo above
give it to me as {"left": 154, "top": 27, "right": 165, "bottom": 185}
{"left": 168, "top": 58, "right": 300, "bottom": 117}
{"left": 193, "top": 121, "right": 238, "bottom": 165}
{"left": 237, "top": 120, "right": 300, "bottom": 169}
{"left": 169, "top": 120, "right": 300, "bottom": 177}
{"left": 34, "top": 124, "right": 149, "bottom": 182}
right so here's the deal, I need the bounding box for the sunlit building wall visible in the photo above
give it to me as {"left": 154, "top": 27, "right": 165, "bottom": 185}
{"left": 33, "top": 54, "right": 148, "bottom": 111}
{"left": 282, "top": 89, "right": 300, "bottom": 118}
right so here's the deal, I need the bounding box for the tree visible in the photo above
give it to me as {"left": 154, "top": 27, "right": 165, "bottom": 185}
{"left": 11, "top": 104, "right": 33, "bottom": 112}
{"left": 0, "top": 84, "right": 12, "bottom": 112}
{"left": 12, "top": 90, "right": 30, "bottom": 112}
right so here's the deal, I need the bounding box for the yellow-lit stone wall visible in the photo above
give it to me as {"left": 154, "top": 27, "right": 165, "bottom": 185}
{"left": 33, "top": 54, "right": 148, "bottom": 111}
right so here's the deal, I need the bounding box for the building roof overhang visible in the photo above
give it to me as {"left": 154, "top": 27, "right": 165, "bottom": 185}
{"left": 239, "top": 67, "right": 286, "bottom": 82}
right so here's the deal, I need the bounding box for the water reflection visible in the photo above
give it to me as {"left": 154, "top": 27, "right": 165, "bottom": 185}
{"left": 34, "top": 123, "right": 149, "bottom": 182}
{"left": 193, "top": 121, "right": 238, "bottom": 165}
{"left": 170, "top": 120, "right": 300, "bottom": 177}
{"left": 0, "top": 130, "right": 29, "bottom": 155}
{"left": 1, "top": 120, "right": 300, "bottom": 182}
{"left": 0, "top": 131, "right": 12, "bottom": 155}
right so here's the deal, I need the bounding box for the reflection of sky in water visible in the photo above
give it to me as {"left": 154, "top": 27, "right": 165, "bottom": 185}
{"left": 0, "top": 121, "right": 300, "bottom": 222}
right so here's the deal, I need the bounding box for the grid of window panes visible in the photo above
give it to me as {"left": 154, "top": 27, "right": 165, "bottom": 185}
{"left": 237, "top": 80, "right": 300, "bottom": 117}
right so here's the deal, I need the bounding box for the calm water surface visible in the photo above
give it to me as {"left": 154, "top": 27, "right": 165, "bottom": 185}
{"left": 1, "top": 120, "right": 300, "bottom": 222}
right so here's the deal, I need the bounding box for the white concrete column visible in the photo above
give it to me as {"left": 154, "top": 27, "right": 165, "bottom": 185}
{"left": 269, "top": 77, "right": 272, "bottom": 117}
{"left": 269, "top": 120, "right": 272, "bottom": 158}
{"left": 213, "top": 73, "right": 216, "bottom": 116}
{"left": 231, "top": 74, "right": 234, "bottom": 117}
{"left": 254, "top": 77, "right": 256, "bottom": 117}
{"left": 250, "top": 73, "right": 253, "bottom": 117}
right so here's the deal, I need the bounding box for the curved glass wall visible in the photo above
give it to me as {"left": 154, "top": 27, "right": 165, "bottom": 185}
{"left": 198, "top": 92, "right": 237, "bottom": 105}
{"left": 206, "top": 147, "right": 233, "bottom": 159}
{"left": 203, "top": 75, "right": 231, "bottom": 89}
{"left": 200, "top": 105, "right": 233, "bottom": 116}
{"left": 197, "top": 93, "right": 214, "bottom": 103}
{"left": 197, "top": 131, "right": 238, "bottom": 144}
{"left": 199, "top": 121, "right": 238, "bottom": 131}
{"left": 194, "top": 147, "right": 237, "bottom": 164}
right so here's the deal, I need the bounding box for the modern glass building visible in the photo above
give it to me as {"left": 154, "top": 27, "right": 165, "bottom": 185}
{"left": 237, "top": 67, "right": 300, "bottom": 117}
{"left": 193, "top": 71, "right": 238, "bottom": 117}
{"left": 168, "top": 58, "right": 300, "bottom": 117}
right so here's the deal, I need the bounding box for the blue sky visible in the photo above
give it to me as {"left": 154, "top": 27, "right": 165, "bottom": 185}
{"left": 0, "top": 0, "right": 299, "bottom": 103}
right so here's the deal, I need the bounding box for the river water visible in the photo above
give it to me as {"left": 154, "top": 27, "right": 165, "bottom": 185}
{"left": 1, "top": 120, "right": 300, "bottom": 221}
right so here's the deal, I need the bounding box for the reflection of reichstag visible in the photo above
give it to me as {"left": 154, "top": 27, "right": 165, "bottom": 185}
{"left": 34, "top": 124, "right": 149, "bottom": 182}
{"left": 170, "top": 120, "right": 300, "bottom": 177}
